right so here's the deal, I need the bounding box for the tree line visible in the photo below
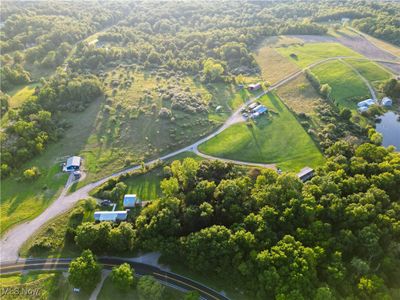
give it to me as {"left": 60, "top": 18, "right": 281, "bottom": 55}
{"left": 70, "top": 143, "right": 400, "bottom": 299}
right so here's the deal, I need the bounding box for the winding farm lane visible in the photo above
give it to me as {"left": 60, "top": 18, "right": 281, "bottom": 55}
{"left": 1, "top": 56, "right": 399, "bottom": 262}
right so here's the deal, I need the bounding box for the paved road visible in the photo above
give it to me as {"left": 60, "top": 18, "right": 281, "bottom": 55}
{"left": 0, "top": 258, "right": 229, "bottom": 300}
{"left": 2, "top": 55, "right": 399, "bottom": 262}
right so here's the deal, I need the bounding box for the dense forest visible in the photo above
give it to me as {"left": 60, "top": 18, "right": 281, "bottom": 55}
{"left": 45, "top": 141, "right": 399, "bottom": 299}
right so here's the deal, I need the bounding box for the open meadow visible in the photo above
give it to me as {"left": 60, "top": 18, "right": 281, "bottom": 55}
{"left": 0, "top": 271, "right": 84, "bottom": 300}
{"left": 198, "top": 93, "right": 325, "bottom": 171}
{"left": 254, "top": 46, "right": 300, "bottom": 83}
{"left": 311, "top": 60, "right": 370, "bottom": 110}
{"left": 276, "top": 42, "right": 362, "bottom": 68}
{"left": 343, "top": 58, "right": 393, "bottom": 89}
{"left": 0, "top": 99, "right": 102, "bottom": 235}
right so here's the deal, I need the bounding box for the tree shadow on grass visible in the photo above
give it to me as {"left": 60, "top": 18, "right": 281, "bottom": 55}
{"left": 246, "top": 123, "right": 264, "bottom": 160}
{"left": 268, "top": 93, "right": 284, "bottom": 112}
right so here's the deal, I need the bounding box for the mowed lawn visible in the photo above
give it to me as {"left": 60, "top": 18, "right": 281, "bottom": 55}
{"left": 120, "top": 152, "right": 202, "bottom": 201}
{"left": 276, "top": 42, "right": 362, "bottom": 68}
{"left": 311, "top": 60, "right": 370, "bottom": 110}
{"left": 343, "top": 58, "right": 392, "bottom": 87}
{"left": 0, "top": 99, "right": 102, "bottom": 235}
{"left": 198, "top": 93, "right": 325, "bottom": 171}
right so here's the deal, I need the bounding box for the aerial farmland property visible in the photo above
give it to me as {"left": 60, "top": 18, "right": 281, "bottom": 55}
{"left": 0, "top": 1, "right": 400, "bottom": 299}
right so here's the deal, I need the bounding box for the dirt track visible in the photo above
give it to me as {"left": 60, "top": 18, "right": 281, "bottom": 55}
{"left": 292, "top": 33, "right": 400, "bottom": 74}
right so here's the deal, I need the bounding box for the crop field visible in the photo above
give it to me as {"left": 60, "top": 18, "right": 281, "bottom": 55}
{"left": 276, "top": 42, "right": 362, "bottom": 68}
{"left": 254, "top": 46, "right": 300, "bottom": 83}
{"left": 311, "top": 60, "right": 370, "bottom": 110}
{"left": 198, "top": 93, "right": 324, "bottom": 171}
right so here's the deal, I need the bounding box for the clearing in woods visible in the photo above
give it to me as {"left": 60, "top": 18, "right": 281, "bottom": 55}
{"left": 311, "top": 60, "right": 370, "bottom": 110}
{"left": 198, "top": 93, "right": 325, "bottom": 172}
{"left": 276, "top": 42, "right": 363, "bottom": 67}
{"left": 254, "top": 45, "right": 300, "bottom": 83}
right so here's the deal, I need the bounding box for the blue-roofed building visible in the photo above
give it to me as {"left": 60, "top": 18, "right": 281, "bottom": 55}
{"left": 381, "top": 97, "right": 392, "bottom": 107}
{"left": 123, "top": 194, "right": 137, "bottom": 208}
{"left": 94, "top": 211, "right": 127, "bottom": 222}
{"left": 254, "top": 105, "right": 268, "bottom": 114}
{"left": 63, "top": 156, "right": 81, "bottom": 172}
{"left": 357, "top": 99, "right": 375, "bottom": 108}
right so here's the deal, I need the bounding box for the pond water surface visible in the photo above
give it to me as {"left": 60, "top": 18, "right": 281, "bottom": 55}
{"left": 375, "top": 111, "right": 400, "bottom": 150}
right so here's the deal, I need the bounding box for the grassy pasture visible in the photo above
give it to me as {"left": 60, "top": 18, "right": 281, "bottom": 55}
{"left": 343, "top": 58, "right": 393, "bottom": 89}
{"left": 19, "top": 200, "right": 95, "bottom": 258}
{"left": 121, "top": 152, "right": 202, "bottom": 201}
{"left": 8, "top": 82, "right": 41, "bottom": 108}
{"left": 79, "top": 69, "right": 252, "bottom": 184}
{"left": 276, "top": 73, "right": 323, "bottom": 116}
{"left": 276, "top": 42, "right": 362, "bottom": 68}
{"left": 0, "top": 99, "right": 102, "bottom": 235}
{"left": 311, "top": 60, "right": 370, "bottom": 110}
{"left": 254, "top": 46, "right": 300, "bottom": 83}
{"left": 198, "top": 93, "right": 324, "bottom": 171}
{"left": 0, "top": 271, "right": 81, "bottom": 300}
{"left": 98, "top": 276, "right": 184, "bottom": 300}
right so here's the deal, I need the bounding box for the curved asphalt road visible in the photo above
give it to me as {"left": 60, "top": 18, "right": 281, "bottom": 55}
{"left": 0, "top": 258, "right": 229, "bottom": 300}
{"left": 1, "top": 56, "right": 399, "bottom": 262}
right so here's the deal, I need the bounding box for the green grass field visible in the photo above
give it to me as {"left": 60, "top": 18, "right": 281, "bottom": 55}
{"left": 19, "top": 200, "right": 95, "bottom": 258}
{"left": 8, "top": 82, "right": 41, "bottom": 108}
{"left": 254, "top": 46, "right": 300, "bottom": 83}
{"left": 311, "top": 60, "right": 370, "bottom": 110}
{"left": 276, "top": 42, "right": 362, "bottom": 68}
{"left": 98, "top": 276, "right": 184, "bottom": 300}
{"left": 343, "top": 58, "right": 392, "bottom": 88}
{"left": 78, "top": 70, "right": 254, "bottom": 184}
{"left": 0, "top": 271, "right": 84, "bottom": 300}
{"left": 0, "top": 99, "right": 102, "bottom": 235}
{"left": 198, "top": 93, "right": 325, "bottom": 171}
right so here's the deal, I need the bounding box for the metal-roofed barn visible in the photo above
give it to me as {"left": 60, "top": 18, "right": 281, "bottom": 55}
{"left": 63, "top": 156, "right": 82, "bottom": 172}
{"left": 94, "top": 211, "right": 128, "bottom": 222}
{"left": 297, "top": 167, "right": 314, "bottom": 182}
{"left": 123, "top": 194, "right": 137, "bottom": 208}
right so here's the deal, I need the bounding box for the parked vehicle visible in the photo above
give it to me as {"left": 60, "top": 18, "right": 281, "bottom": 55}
{"left": 101, "top": 200, "right": 112, "bottom": 206}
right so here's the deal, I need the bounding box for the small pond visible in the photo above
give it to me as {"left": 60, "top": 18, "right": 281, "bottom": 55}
{"left": 375, "top": 111, "right": 400, "bottom": 150}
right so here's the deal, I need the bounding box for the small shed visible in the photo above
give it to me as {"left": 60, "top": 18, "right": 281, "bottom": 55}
{"left": 94, "top": 211, "right": 128, "bottom": 222}
{"left": 297, "top": 167, "right": 314, "bottom": 182}
{"left": 215, "top": 105, "right": 223, "bottom": 112}
{"left": 64, "top": 156, "right": 81, "bottom": 172}
{"left": 123, "top": 194, "right": 137, "bottom": 208}
{"left": 248, "top": 83, "right": 261, "bottom": 91}
{"left": 381, "top": 97, "right": 392, "bottom": 107}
